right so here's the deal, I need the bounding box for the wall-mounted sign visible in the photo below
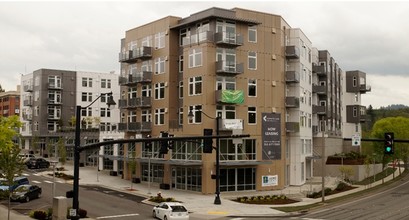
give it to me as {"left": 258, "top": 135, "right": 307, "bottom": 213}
{"left": 262, "top": 175, "right": 278, "bottom": 187}
{"left": 261, "top": 113, "right": 281, "bottom": 160}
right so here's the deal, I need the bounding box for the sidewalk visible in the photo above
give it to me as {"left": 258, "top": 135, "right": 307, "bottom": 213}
{"left": 1, "top": 163, "right": 404, "bottom": 219}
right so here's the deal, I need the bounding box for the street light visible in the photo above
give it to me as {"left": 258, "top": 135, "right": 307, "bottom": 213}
{"left": 188, "top": 109, "right": 221, "bottom": 205}
{"left": 71, "top": 92, "right": 116, "bottom": 220}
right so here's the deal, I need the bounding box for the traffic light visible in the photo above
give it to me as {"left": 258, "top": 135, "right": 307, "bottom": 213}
{"left": 203, "top": 129, "right": 213, "bottom": 153}
{"left": 168, "top": 134, "right": 174, "bottom": 149}
{"left": 384, "top": 132, "right": 394, "bottom": 155}
{"left": 145, "top": 135, "right": 152, "bottom": 150}
{"left": 160, "top": 132, "right": 169, "bottom": 154}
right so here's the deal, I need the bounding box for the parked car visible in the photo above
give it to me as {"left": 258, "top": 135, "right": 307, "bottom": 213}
{"left": 26, "top": 158, "right": 50, "bottom": 169}
{"left": 10, "top": 184, "right": 41, "bottom": 202}
{"left": 0, "top": 176, "right": 29, "bottom": 191}
{"left": 18, "top": 153, "right": 35, "bottom": 163}
{"left": 153, "top": 202, "right": 189, "bottom": 220}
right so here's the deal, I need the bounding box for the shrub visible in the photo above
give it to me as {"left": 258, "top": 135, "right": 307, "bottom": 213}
{"left": 336, "top": 182, "right": 348, "bottom": 191}
{"left": 32, "top": 210, "right": 47, "bottom": 220}
{"left": 78, "top": 208, "right": 87, "bottom": 218}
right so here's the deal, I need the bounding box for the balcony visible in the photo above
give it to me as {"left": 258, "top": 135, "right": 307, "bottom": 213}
{"left": 23, "top": 84, "right": 33, "bottom": 92}
{"left": 285, "top": 71, "right": 300, "bottom": 83}
{"left": 118, "top": 122, "right": 152, "bottom": 132}
{"left": 313, "top": 105, "right": 327, "bottom": 115}
{"left": 285, "top": 97, "right": 300, "bottom": 108}
{"left": 215, "top": 90, "right": 244, "bottom": 104}
{"left": 285, "top": 45, "right": 300, "bottom": 59}
{"left": 360, "top": 84, "right": 371, "bottom": 93}
{"left": 23, "top": 98, "right": 33, "bottom": 106}
{"left": 214, "top": 32, "right": 243, "bottom": 47}
{"left": 286, "top": 122, "right": 300, "bottom": 133}
{"left": 47, "top": 83, "right": 62, "bottom": 90}
{"left": 216, "top": 61, "right": 244, "bottom": 75}
{"left": 134, "top": 71, "right": 152, "bottom": 83}
{"left": 219, "top": 119, "right": 243, "bottom": 131}
{"left": 119, "top": 46, "right": 152, "bottom": 63}
{"left": 182, "top": 31, "right": 214, "bottom": 46}
{"left": 129, "top": 97, "right": 151, "bottom": 108}
{"left": 48, "top": 99, "right": 62, "bottom": 105}
{"left": 22, "top": 113, "right": 32, "bottom": 121}
{"left": 48, "top": 114, "right": 61, "bottom": 120}
{"left": 313, "top": 65, "right": 326, "bottom": 76}
{"left": 313, "top": 85, "right": 327, "bottom": 95}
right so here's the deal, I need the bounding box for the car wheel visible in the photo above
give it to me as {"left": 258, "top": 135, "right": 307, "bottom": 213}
{"left": 24, "top": 196, "right": 30, "bottom": 203}
{"left": 164, "top": 216, "right": 167, "bottom": 220}
{"left": 152, "top": 210, "right": 156, "bottom": 218}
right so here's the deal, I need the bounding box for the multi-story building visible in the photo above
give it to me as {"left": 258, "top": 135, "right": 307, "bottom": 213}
{"left": 20, "top": 69, "right": 123, "bottom": 173}
{"left": 0, "top": 86, "right": 20, "bottom": 117}
{"left": 118, "top": 7, "right": 370, "bottom": 194}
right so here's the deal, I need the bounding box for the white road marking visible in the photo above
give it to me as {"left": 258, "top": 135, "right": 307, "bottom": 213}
{"left": 44, "top": 180, "right": 53, "bottom": 184}
{"left": 21, "top": 173, "right": 30, "bottom": 176}
{"left": 96, "top": 213, "right": 140, "bottom": 219}
{"left": 31, "top": 180, "right": 41, "bottom": 184}
{"left": 57, "top": 180, "right": 65, "bottom": 183}
{"left": 33, "top": 173, "right": 41, "bottom": 176}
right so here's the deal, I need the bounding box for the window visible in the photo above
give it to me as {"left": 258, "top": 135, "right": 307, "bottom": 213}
{"left": 179, "top": 81, "right": 183, "bottom": 99}
{"left": 128, "top": 111, "right": 137, "bottom": 122}
{"left": 155, "top": 108, "right": 165, "bottom": 125}
{"left": 101, "top": 79, "right": 111, "bottom": 89}
{"left": 141, "top": 60, "right": 153, "bottom": 72}
{"left": 81, "top": 107, "right": 92, "bottom": 117}
{"left": 248, "top": 25, "right": 257, "bottom": 42}
{"left": 128, "top": 87, "right": 137, "bottom": 99}
{"left": 353, "top": 107, "right": 358, "bottom": 117}
{"left": 248, "top": 107, "right": 256, "bottom": 124}
{"left": 353, "top": 76, "right": 357, "bottom": 87}
{"left": 142, "top": 36, "right": 152, "bottom": 47}
{"left": 142, "top": 85, "right": 152, "bottom": 97}
{"left": 188, "top": 105, "right": 202, "bottom": 124}
{"left": 100, "top": 108, "right": 111, "bottom": 118}
{"left": 142, "top": 110, "right": 152, "bottom": 122}
{"left": 248, "top": 79, "right": 256, "bottom": 97}
{"left": 155, "top": 31, "right": 165, "bottom": 49}
{"left": 189, "top": 48, "right": 202, "bottom": 68}
{"left": 48, "top": 76, "right": 61, "bottom": 88}
{"left": 178, "top": 107, "right": 183, "bottom": 125}
{"left": 179, "top": 55, "right": 184, "bottom": 73}
{"left": 81, "top": 92, "right": 92, "bottom": 102}
{"left": 189, "top": 76, "right": 202, "bottom": 96}
{"left": 154, "top": 82, "right": 165, "bottom": 100}
{"left": 216, "top": 105, "right": 235, "bottom": 119}
{"left": 155, "top": 57, "right": 166, "bottom": 74}
{"left": 248, "top": 51, "right": 257, "bottom": 70}
{"left": 82, "top": 77, "right": 92, "bottom": 87}
{"left": 216, "top": 76, "right": 236, "bottom": 90}
{"left": 48, "top": 91, "right": 61, "bottom": 104}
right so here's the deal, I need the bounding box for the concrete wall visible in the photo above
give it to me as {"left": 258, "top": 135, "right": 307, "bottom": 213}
{"left": 325, "top": 163, "right": 383, "bottom": 182}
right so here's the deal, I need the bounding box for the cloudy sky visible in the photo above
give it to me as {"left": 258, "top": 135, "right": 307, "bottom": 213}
{"left": 1, "top": 1, "right": 408, "bottom": 108}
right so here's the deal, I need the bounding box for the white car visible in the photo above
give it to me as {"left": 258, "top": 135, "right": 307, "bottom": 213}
{"left": 152, "top": 202, "right": 189, "bottom": 220}
{"left": 18, "top": 154, "right": 35, "bottom": 163}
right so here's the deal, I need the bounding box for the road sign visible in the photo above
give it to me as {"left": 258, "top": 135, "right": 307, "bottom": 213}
{"left": 352, "top": 134, "right": 361, "bottom": 146}
{"left": 69, "top": 208, "right": 76, "bottom": 217}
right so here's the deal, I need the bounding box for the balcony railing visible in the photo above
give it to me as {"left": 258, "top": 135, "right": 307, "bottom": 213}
{"left": 313, "top": 65, "right": 326, "bottom": 76}
{"left": 214, "top": 32, "right": 243, "bottom": 47}
{"left": 285, "top": 97, "right": 300, "bottom": 108}
{"left": 23, "top": 84, "right": 33, "bottom": 92}
{"left": 118, "top": 122, "right": 152, "bottom": 132}
{"left": 286, "top": 122, "right": 300, "bottom": 133}
{"left": 216, "top": 61, "right": 243, "bottom": 75}
{"left": 48, "top": 114, "right": 61, "bottom": 120}
{"left": 313, "top": 85, "right": 327, "bottom": 95}
{"left": 22, "top": 113, "right": 32, "bottom": 121}
{"left": 182, "top": 31, "right": 214, "bottom": 46}
{"left": 47, "top": 83, "right": 62, "bottom": 90}
{"left": 119, "top": 71, "right": 152, "bottom": 86}
{"left": 285, "top": 45, "right": 300, "bottom": 59}
{"left": 48, "top": 99, "right": 62, "bottom": 105}
{"left": 285, "top": 71, "right": 300, "bottom": 83}
{"left": 118, "top": 46, "right": 152, "bottom": 63}
{"left": 360, "top": 84, "right": 371, "bottom": 93}
{"left": 23, "top": 99, "right": 33, "bottom": 106}
{"left": 118, "top": 97, "right": 151, "bottom": 109}
{"left": 313, "top": 105, "right": 326, "bottom": 115}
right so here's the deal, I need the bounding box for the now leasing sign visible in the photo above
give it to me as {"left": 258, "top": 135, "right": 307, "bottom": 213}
{"left": 261, "top": 113, "right": 281, "bottom": 160}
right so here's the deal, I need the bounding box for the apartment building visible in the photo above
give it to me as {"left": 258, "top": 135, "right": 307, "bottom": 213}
{"left": 0, "top": 86, "right": 20, "bottom": 117}
{"left": 20, "top": 69, "right": 123, "bottom": 173}
{"left": 118, "top": 7, "right": 370, "bottom": 194}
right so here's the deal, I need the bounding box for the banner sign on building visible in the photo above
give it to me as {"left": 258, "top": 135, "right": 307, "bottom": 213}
{"left": 262, "top": 175, "right": 278, "bottom": 187}
{"left": 261, "top": 112, "right": 281, "bottom": 160}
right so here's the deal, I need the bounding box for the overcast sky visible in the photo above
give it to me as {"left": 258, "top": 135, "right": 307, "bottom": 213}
{"left": 1, "top": 1, "right": 408, "bottom": 108}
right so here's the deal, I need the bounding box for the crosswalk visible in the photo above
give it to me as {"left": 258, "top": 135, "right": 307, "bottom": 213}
{"left": 22, "top": 173, "right": 66, "bottom": 184}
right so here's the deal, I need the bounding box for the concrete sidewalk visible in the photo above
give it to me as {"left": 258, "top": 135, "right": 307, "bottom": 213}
{"left": 1, "top": 163, "right": 404, "bottom": 219}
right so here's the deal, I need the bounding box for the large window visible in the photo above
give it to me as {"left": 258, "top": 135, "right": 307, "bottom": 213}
{"left": 173, "top": 167, "right": 202, "bottom": 192}
{"left": 172, "top": 141, "right": 202, "bottom": 161}
{"left": 248, "top": 51, "right": 257, "bottom": 70}
{"left": 179, "top": 81, "right": 183, "bottom": 99}
{"left": 48, "top": 91, "right": 61, "bottom": 104}
{"left": 248, "top": 79, "right": 256, "bottom": 97}
{"left": 81, "top": 92, "right": 92, "bottom": 102}
{"left": 188, "top": 48, "right": 202, "bottom": 68}
{"left": 142, "top": 110, "right": 152, "bottom": 122}
{"left": 216, "top": 105, "right": 235, "bottom": 119}
{"left": 141, "top": 85, "right": 152, "bottom": 97}
{"left": 155, "top": 108, "right": 165, "bottom": 125}
{"left": 82, "top": 77, "right": 92, "bottom": 88}
{"left": 216, "top": 76, "right": 236, "bottom": 90}
{"left": 100, "top": 108, "right": 111, "bottom": 118}
{"left": 188, "top": 105, "right": 202, "bottom": 124}
{"left": 155, "top": 57, "right": 166, "bottom": 74}
{"left": 141, "top": 163, "right": 163, "bottom": 184}
{"left": 188, "top": 76, "right": 202, "bottom": 95}
{"left": 248, "top": 25, "right": 257, "bottom": 42}
{"left": 101, "top": 79, "right": 111, "bottom": 89}
{"left": 154, "top": 82, "right": 165, "bottom": 100}
{"left": 154, "top": 31, "right": 165, "bottom": 49}
{"left": 219, "top": 138, "right": 256, "bottom": 161}
{"left": 248, "top": 107, "right": 256, "bottom": 124}
{"left": 48, "top": 76, "right": 61, "bottom": 88}
{"left": 103, "top": 145, "right": 114, "bottom": 170}
{"left": 220, "top": 167, "right": 255, "bottom": 192}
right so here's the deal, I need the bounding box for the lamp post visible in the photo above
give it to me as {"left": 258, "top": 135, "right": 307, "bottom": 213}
{"left": 71, "top": 92, "right": 116, "bottom": 220}
{"left": 188, "top": 109, "right": 221, "bottom": 205}
{"left": 321, "top": 115, "right": 326, "bottom": 203}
